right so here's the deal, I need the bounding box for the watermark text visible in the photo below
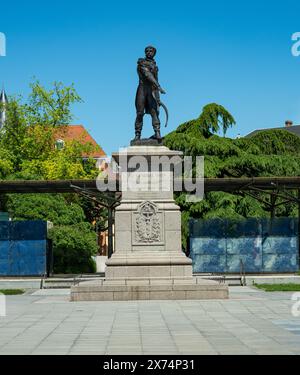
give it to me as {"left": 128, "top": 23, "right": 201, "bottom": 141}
{"left": 96, "top": 150, "right": 204, "bottom": 202}
{"left": 0, "top": 293, "right": 6, "bottom": 317}
{"left": 0, "top": 32, "right": 6, "bottom": 57}
{"left": 291, "top": 32, "right": 300, "bottom": 57}
{"left": 291, "top": 292, "right": 300, "bottom": 317}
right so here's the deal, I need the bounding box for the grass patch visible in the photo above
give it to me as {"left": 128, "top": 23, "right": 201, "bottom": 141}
{"left": 254, "top": 283, "right": 300, "bottom": 292}
{"left": 0, "top": 289, "right": 25, "bottom": 295}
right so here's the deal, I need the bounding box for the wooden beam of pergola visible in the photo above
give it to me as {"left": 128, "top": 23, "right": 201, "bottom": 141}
{"left": 0, "top": 176, "right": 299, "bottom": 194}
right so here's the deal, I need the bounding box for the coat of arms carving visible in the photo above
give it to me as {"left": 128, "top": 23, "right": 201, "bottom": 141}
{"left": 135, "top": 201, "right": 161, "bottom": 243}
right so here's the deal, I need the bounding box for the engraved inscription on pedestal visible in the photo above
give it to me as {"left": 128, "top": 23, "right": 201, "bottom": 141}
{"left": 133, "top": 201, "right": 164, "bottom": 245}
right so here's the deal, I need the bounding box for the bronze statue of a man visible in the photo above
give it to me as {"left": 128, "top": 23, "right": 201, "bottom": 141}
{"left": 134, "top": 46, "right": 166, "bottom": 141}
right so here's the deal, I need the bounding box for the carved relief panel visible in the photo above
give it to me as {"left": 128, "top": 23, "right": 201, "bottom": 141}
{"left": 133, "top": 201, "right": 164, "bottom": 245}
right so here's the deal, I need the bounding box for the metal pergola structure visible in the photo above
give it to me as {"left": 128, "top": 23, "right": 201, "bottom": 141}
{"left": 0, "top": 176, "right": 299, "bottom": 194}
{"left": 0, "top": 176, "right": 300, "bottom": 259}
{"left": 70, "top": 184, "right": 121, "bottom": 258}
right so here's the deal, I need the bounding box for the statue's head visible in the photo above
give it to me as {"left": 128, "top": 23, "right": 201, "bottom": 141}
{"left": 145, "top": 46, "right": 156, "bottom": 59}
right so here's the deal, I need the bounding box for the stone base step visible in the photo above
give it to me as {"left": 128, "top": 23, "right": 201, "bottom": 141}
{"left": 70, "top": 278, "right": 228, "bottom": 301}
{"left": 42, "top": 277, "right": 101, "bottom": 289}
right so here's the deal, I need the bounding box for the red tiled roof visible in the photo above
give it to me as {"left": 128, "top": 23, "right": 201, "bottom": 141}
{"left": 54, "top": 125, "right": 106, "bottom": 158}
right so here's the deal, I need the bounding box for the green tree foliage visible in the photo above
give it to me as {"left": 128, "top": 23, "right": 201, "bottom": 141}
{"left": 0, "top": 80, "right": 98, "bottom": 178}
{"left": 25, "top": 80, "right": 83, "bottom": 126}
{"left": 48, "top": 223, "right": 98, "bottom": 274}
{"left": 0, "top": 148, "right": 14, "bottom": 179}
{"left": 0, "top": 99, "right": 28, "bottom": 171}
{"left": 175, "top": 103, "right": 236, "bottom": 138}
{"left": 164, "top": 105, "right": 300, "bottom": 249}
{"left": 6, "top": 194, "right": 86, "bottom": 225}
{"left": 250, "top": 129, "right": 300, "bottom": 155}
{"left": 0, "top": 80, "right": 103, "bottom": 273}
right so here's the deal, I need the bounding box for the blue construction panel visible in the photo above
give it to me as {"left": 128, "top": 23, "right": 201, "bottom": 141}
{"left": 16, "top": 243, "right": 46, "bottom": 276}
{"left": 0, "top": 221, "right": 47, "bottom": 276}
{"left": 0, "top": 259, "right": 8, "bottom": 275}
{"left": 8, "top": 240, "right": 46, "bottom": 276}
{"left": 262, "top": 236, "right": 297, "bottom": 254}
{"left": 16, "top": 240, "right": 46, "bottom": 257}
{"left": 9, "top": 241, "right": 20, "bottom": 275}
{"left": 190, "top": 238, "right": 226, "bottom": 255}
{"left": 227, "top": 254, "right": 262, "bottom": 273}
{"left": 10, "top": 221, "right": 47, "bottom": 241}
{"left": 190, "top": 217, "right": 299, "bottom": 273}
{"left": 0, "top": 241, "right": 9, "bottom": 275}
{"left": 226, "top": 237, "right": 261, "bottom": 255}
{"left": 0, "top": 222, "right": 10, "bottom": 241}
{"left": 192, "top": 254, "right": 226, "bottom": 273}
{"left": 0, "top": 241, "right": 12, "bottom": 276}
{"left": 0, "top": 241, "right": 9, "bottom": 259}
{"left": 190, "top": 218, "right": 226, "bottom": 238}
{"left": 263, "top": 254, "right": 298, "bottom": 273}
{"left": 262, "top": 217, "right": 298, "bottom": 236}
{"left": 226, "top": 219, "right": 261, "bottom": 238}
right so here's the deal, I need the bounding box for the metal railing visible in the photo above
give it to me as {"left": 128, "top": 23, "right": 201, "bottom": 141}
{"left": 195, "top": 260, "right": 247, "bottom": 286}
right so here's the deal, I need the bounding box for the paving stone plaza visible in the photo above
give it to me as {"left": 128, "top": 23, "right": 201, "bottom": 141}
{"left": 0, "top": 286, "right": 300, "bottom": 355}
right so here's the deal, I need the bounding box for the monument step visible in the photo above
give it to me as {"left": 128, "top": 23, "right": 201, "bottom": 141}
{"left": 70, "top": 277, "right": 228, "bottom": 301}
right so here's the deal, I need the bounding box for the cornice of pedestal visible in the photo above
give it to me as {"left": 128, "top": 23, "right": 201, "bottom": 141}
{"left": 112, "top": 145, "right": 183, "bottom": 165}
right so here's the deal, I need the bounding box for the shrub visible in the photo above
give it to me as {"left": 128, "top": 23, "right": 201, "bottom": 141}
{"left": 48, "top": 223, "right": 98, "bottom": 274}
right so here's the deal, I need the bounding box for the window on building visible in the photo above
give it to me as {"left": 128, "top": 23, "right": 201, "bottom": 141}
{"left": 55, "top": 139, "right": 65, "bottom": 150}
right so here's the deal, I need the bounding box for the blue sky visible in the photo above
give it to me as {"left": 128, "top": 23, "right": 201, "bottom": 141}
{"left": 1, "top": 0, "right": 300, "bottom": 155}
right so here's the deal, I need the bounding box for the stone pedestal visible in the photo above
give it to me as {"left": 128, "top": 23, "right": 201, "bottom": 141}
{"left": 71, "top": 145, "right": 228, "bottom": 301}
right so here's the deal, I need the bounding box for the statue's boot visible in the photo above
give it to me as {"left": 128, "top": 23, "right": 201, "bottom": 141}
{"left": 134, "top": 112, "right": 143, "bottom": 141}
{"left": 134, "top": 132, "right": 141, "bottom": 141}
{"left": 154, "top": 129, "right": 162, "bottom": 140}
{"left": 151, "top": 109, "right": 161, "bottom": 140}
